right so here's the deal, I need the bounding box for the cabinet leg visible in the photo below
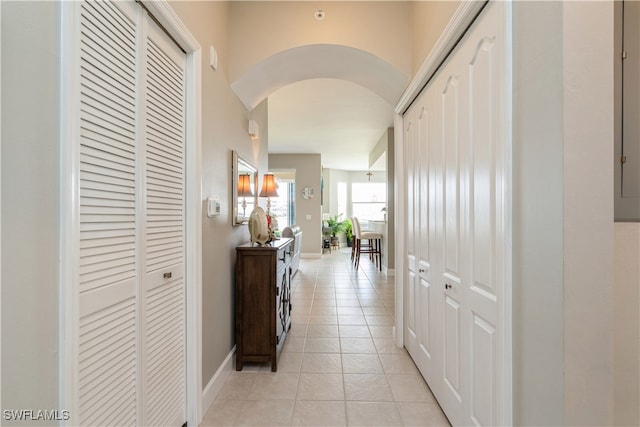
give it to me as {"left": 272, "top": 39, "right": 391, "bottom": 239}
{"left": 236, "top": 355, "right": 243, "bottom": 371}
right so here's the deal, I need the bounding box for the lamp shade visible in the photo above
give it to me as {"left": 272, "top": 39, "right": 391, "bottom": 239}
{"left": 237, "top": 173, "right": 253, "bottom": 197}
{"left": 259, "top": 174, "right": 279, "bottom": 198}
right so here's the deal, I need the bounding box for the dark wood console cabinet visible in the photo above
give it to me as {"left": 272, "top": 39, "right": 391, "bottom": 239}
{"left": 235, "top": 238, "right": 293, "bottom": 371}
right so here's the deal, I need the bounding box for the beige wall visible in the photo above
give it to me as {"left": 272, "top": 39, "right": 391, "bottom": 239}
{"left": 614, "top": 222, "right": 640, "bottom": 426}
{"left": 1, "top": 0, "right": 61, "bottom": 414}
{"left": 410, "top": 1, "right": 461, "bottom": 75}
{"left": 269, "top": 154, "right": 322, "bottom": 255}
{"left": 229, "top": 1, "right": 411, "bottom": 82}
{"left": 166, "top": 1, "right": 272, "bottom": 387}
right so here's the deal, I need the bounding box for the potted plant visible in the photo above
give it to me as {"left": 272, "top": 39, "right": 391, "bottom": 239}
{"left": 343, "top": 219, "right": 353, "bottom": 247}
{"left": 326, "top": 214, "right": 345, "bottom": 247}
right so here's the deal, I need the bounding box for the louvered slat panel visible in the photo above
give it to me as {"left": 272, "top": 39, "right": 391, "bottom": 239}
{"left": 79, "top": 297, "right": 136, "bottom": 426}
{"left": 147, "top": 166, "right": 183, "bottom": 182}
{"left": 78, "top": 2, "right": 137, "bottom": 425}
{"left": 81, "top": 126, "right": 135, "bottom": 156}
{"left": 148, "top": 44, "right": 184, "bottom": 95}
{"left": 81, "top": 168, "right": 134, "bottom": 188}
{"left": 80, "top": 233, "right": 134, "bottom": 249}
{"left": 147, "top": 127, "right": 183, "bottom": 154}
{"left": 148, "top": 181, "right": 183, "bottom": 194}
{"left": 142, "top": 22, "right": 186, "bottom": 426}
{"left": 80, "top": 240, "right": 135, "bottom": 257}
{"left": 146, "top": 36, "right": 184, "bottom": 278}
{"left": 145, "top": 279, "right": 186, "bottom": 427}
{"left": 147, "top": 94, "right": 183, "bottom": 124}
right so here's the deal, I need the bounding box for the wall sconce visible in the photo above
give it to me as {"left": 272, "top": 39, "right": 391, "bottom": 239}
{"left": 237, "top": 173, "right": 254, "bottom": 218}
{"left": 248, "top": 120, "right": 259, "bottom": 140}
{"left": 259, "top": 173, "right": 279, "bottom": 215}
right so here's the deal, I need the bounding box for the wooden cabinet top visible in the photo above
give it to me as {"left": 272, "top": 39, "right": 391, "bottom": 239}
{"left": 236, "top": 238, "right": 293, "bottom": 253}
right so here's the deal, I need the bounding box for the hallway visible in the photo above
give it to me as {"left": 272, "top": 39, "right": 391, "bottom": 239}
{"left": 200, "top": 250, "right": 450, "bottom": 426}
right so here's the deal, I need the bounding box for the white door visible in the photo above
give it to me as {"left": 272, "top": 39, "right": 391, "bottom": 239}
{"left": 404, "top": 108, "right": 419, "bottom": 356}
{"left": 438, "top": 64, "right": 467, "bottom": 425}
{"left": 403, "top": 2, "right": 507, "bottom": 425}
{"left": 417, "top": 96, "right": 441, "bottom": 391}
{"left": 463, "top": 5, "right": 506, "bottom": 424}
{"left": 140, "top": 11, "right": 187, "bottom": 427}
{"left": 75, "top": 2, "right": 187, "bottom": 425}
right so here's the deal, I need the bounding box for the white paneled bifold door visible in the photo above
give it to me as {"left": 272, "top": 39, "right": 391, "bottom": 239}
{"left": 403, "top": 2, "right": 507, "bottom": 426}
{"left": 76, "top": 1, "right": 187, "bottom": 426}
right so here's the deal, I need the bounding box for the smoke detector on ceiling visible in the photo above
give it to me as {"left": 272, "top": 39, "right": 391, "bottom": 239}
{"left": 314, "top": 10, "right": 326, "bottom": 21}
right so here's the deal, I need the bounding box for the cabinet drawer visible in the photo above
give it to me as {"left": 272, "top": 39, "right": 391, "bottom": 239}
{"left": 276, "top": 245, "right": 291, "bottom": 271}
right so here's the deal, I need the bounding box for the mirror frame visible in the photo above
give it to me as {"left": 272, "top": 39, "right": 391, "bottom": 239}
{"left": 232, "top": 150, "right": 258, "bottom": 226}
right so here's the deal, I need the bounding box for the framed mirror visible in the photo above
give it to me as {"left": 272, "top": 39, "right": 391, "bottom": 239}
{"left": 232, "top": 150, "right": 258, "bottom": 226}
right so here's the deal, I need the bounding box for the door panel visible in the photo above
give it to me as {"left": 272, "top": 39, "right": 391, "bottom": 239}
{"left": 466, "top": 5, "right": 504, "bottom": 426}
{"left": 77, "top": 2, "right": 138, "bottom": 424}
{"left": 406, "top": 268, "right": 418, "bottom": 352}
{"left": 469, "top": 36, "right": 498, "bottom": 300}
{"left": 443, "top": 295, "right": 461, "bottom": 401}
{"left": 471, "top": 314, "right": 496, "bottom": 426}
{"left": 440, "top": 70, "right": 466, "bottom": 420}
{"left": 405, "top": 109, "right": 418, "bottom": 354}
{"left": 141, "top": 14, "right": 187, "bottom": 427}
{"left": 442, "top": 76, "right": 461, "bottom": 280}
{"left": 418, "top": 277, "right": 432, "bottom": 360}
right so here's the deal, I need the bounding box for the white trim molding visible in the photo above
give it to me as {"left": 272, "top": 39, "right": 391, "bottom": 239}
{"left": 59, "top": 1, "right": 82, "bottom": 420}
{"left": 202, "top": 346, "right": 236, "bottom": 417}
{"left": 395, "top": 0, "right": 487, "bottom": 115}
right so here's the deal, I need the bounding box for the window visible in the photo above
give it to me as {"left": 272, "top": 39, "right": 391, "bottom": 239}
{"left": 352, "top": 182, "right": 386, "bottom": 221}
{"left": 270, "top": 177, "right": 295, "bottom": 228}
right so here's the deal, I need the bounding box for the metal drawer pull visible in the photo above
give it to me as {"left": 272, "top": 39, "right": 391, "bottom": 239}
{"left": 419, "top": 269, "right": 425, "bottom": 273}
{"left": 445, "top": 283, "right": 451, "bottom": 289}
{"left": 163, "top": 272, "right": 172, "bottom": 279}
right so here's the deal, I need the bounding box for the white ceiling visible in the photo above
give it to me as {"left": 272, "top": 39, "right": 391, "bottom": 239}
{"left": 267, "top": 78, "right": 395, "bottom": 171}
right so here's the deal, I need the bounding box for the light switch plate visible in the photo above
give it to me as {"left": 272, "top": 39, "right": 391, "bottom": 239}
{"left": 209, "top": 46, "right": 218, "bottom": 71}
{"left": 306, "top": 214, "right": 312, "bottom": 220}
{"left": 207, "top": 197, "right": 221, "bottom": 217}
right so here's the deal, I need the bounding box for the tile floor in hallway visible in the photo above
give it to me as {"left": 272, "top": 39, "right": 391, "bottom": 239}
{"left": 200, "top": 249, "right": 450, "bottom": 427}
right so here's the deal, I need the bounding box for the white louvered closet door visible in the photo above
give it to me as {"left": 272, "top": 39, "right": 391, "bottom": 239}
{"left": 140, "top": 11, "right": 187, "bottom": 427}
{"left": 76, "top": 1, "right": 186, "bottom": 426}
{"left": 78, "top": 2, "right": 138, "bottom": 425}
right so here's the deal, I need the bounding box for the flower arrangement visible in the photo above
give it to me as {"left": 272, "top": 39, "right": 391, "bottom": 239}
{"left": 266, "top": 213, "right": 279, "bottom": 241}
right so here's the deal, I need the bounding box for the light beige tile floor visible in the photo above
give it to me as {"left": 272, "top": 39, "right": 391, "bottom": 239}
{"left": 200, "top": 249, "right": 450, "bottom": 427}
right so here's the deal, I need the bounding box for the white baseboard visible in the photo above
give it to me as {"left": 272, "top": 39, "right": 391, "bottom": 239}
{"left": 202, "top": 346, "right": 235, "bottom": 416}
{"left": 301, "top": 253, "right": 322, "bottom": 259}
{"left": 384, "top": 268, "right": 396, "bottom": 277}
